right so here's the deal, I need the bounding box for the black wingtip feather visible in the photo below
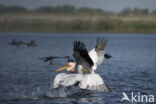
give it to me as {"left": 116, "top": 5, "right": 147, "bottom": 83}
{"left": 73, "top": 41, "right": 94, "bottom": 66}
{"left": 104, "top": 53, "right": 112, "bottom": 59}
{"left": 74, "top": 41, "right": 86, "bottom": 53}
{"left": 95, "top": 37, "right": 108, "bottom": 51}
{"left": 97, "top": 37, "right": 108, "bottom": 45}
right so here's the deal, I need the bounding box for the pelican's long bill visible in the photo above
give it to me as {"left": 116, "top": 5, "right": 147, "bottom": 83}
{"left": 55, "top": 63, "right": 71, "bottom": 72}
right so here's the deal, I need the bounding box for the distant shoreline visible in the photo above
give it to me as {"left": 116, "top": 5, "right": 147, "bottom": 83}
{"left": 0, "top": 13, "right": 156, "bottom": 33}
{"left": 0, "top": 32, "right": 156, "bottom": 36}
{"left": 1, "top": 29, "right": 156, "bottom": 33}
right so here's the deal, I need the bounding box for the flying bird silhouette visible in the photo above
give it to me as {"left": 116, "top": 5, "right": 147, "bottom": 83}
{"left": 39, "top": 56, "right": 71, "bottom": 65}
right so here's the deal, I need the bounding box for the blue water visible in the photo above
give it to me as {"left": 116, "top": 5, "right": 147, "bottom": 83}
{"left": 0, "top": 32, "right": 156, "bottom": 104}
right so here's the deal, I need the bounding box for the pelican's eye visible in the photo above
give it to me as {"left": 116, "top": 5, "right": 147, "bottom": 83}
{"left": 66, "top": 62, "right": 72, "bottom": 67}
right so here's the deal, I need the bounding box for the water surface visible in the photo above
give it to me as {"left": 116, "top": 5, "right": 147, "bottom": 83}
{"left": 0, "top": 32, "right": 156, "bottom": 104}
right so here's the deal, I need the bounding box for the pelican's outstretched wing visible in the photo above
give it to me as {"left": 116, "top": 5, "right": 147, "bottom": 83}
{"left": 79, "top": 74, "right": 112, "bottom": 92}
{"left": 52, "top": 73, "right": 83, "bottom": 88}
{"left": 52, "top": 73, "right": 112, "bottom": 92}
{"left": 89, "top": 37, "right": 108, "bottom": 70}
{"left": 73, "top": 41, "right": 94, "bottom": 73}
{"left": 95, "top": 37, "right": 108, "bottom": 65}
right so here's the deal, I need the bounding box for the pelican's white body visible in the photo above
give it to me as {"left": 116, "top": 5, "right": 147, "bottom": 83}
{"left": 89, "top": 48, "right": 105, "bottom": 71}
{"left": 52, "top": 73, "right": 109, "bottom": 91}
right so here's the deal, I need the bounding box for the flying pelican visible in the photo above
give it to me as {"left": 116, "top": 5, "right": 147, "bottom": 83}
{"left": 52, "top": 37, "right": 112, "bottom": 92}
{"left": 40, "top": 56, "right": 71, "bottom": 65}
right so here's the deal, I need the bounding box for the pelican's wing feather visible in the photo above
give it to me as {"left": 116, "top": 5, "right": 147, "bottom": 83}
{"left": 73, "top": 41, "right": 94, "bottom": 66}
{"left": 89, "top": 37, "right": 108, "bottom": 67}
{"left": 104, "top": 53, "right": 112, "bottom": 59}
{"left": 79, "top": 74, "right": 112, "bottom": 92}
{"left": 88, "top": 37, "right": 108, "bottom": 70}
{"left": 52, "top": 73, "right": 83, "bottom": 88}
{"left": 95, "top": 37, "right": 108, "bottom": 51}
{"left": 52, "top": 73, "right": 112, "bottom": 92}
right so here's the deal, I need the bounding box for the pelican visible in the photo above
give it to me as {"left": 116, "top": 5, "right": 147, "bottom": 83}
{"left": 40, "top": 56, "right": 71, "bottom": 65}
{"left": 52, "top": 37, "right": 112, "bottom": 92}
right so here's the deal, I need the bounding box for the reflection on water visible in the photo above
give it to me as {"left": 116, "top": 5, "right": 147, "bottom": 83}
{"left": 0, "top": 32, "right": 156, "bottom": 104}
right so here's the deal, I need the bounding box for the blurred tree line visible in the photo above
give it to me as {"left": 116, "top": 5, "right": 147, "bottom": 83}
{"left": 1, "top": 4, "right": 156, "bottom": 16}
{"left": 0, "top": 5, "right": 28, "bottom": 13}
{"left": 119, "top": 8, "right": 150, "bottom": 16}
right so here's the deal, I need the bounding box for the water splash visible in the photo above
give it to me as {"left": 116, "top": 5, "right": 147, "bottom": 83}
{"left": 46, "top": 86, "right": 69, "bottom": 98}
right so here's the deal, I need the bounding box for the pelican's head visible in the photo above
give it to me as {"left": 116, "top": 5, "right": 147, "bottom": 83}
{"left": 55, "top": 62, "right": 76, "bottom": 72}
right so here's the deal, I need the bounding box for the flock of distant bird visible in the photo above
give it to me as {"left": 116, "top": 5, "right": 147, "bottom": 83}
{"left": 8, "top": 38, "right": 74, "bottom": 64}
{"left": 9, "top": 38, "right": 37, "bottom": 47}
{"left": 8, "top": 38, "right": 111, "bottom": 66}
